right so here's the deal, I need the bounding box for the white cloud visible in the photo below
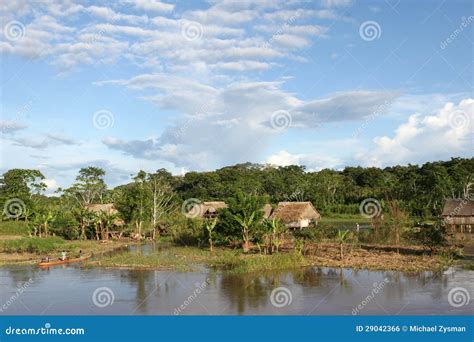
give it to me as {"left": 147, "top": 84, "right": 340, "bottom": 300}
{"left": 359, "top": 99, "right": 473, "bottom": 166}
{"left": 43, "top": 178, "right": 59, "bottom": 193}
{"left": 0, "top": 121, "right": 27, "bottom": 134}
{"left": 267, "top": 150, "right": 342, "bottom": 170}
{"left": 124, "top": 0, "right": 175, "bottom": 13}
{"left": 99, "top": 75, "right": 396, "bottom": 170}
{"left": 9, "top": 133, "right": 80, "bottom": 149}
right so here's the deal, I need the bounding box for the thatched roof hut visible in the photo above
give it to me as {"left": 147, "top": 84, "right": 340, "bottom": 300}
{"left": 196, "top": 201, "right": 228, "bottom": 218}
{"left": 270, "top": 201, "right": 320, "bottom": 228}
{"left": 441, "top": 199, "right": 474, "bottom": 226}
{"left": 85, "top": 203, "right": 124, "bottom": 226}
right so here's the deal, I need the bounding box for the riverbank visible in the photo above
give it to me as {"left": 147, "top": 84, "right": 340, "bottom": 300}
{"left": 89, "top": 243, "right": 448, "bottom": 273}
{"left": 0, "top": 221, "right": 135, "bottom": 265}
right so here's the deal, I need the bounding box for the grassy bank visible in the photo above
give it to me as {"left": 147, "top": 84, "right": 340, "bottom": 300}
{"left": 92, "top": 245, "right": 310, "bottom": 273}
{"left": 90, "top": 243, "right": 445, "bottom": 273}
{"left": 0, "top": 221, "right": 131, "bottom": 265}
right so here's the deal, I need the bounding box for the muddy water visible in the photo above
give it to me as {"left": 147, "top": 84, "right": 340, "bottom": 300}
{"left": 0, "top": 245, "right": 472, "bottom": 315}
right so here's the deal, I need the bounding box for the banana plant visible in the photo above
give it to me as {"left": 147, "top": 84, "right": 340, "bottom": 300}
{"left": 336, "top": 229, "right": 351, "bottom": 261}
{"left": 204, "top": 217, "right": 218, "bottom": 254}
{"left": 232, "top": 211, "right": 255, "bottom": 253}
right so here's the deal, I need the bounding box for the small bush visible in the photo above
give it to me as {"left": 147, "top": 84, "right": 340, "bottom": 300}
{"left": 2, "top": 237, "right": 66, "bottom": 254}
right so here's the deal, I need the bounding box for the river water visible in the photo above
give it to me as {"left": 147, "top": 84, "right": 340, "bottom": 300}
{"left": 0, "top": 245, "right": 472, "bottom": 315}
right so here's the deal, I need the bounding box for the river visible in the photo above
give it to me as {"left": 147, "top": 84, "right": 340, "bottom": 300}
{"left": 0, "top": 245, "right": 472, "bottom": 315}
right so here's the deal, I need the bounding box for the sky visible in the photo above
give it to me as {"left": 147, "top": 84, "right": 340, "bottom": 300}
{"left": 0, "top": 0, "right": 473, "bottom": 193}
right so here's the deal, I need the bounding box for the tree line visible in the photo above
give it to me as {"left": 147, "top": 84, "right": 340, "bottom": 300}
{"left": 0, "top": 157, "right": 472, "bottom": 248}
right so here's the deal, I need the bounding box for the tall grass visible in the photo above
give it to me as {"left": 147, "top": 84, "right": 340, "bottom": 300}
{"left": 1, "top": 237, "right": 66, "bottom": 254}
{"left": 0, "top": 221, "right": 29, "bottom": 236}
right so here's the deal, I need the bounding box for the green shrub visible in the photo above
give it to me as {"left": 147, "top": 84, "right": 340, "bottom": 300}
{"left": 2, "top": 237, "right": 66, "bottom": 254}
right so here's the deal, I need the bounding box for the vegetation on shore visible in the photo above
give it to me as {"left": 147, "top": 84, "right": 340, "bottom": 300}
{"left": 0, "top": 159, "right": 472, "bottom": 271}
{"left": 90, "top": 243, "right": 446, "bottom": 274}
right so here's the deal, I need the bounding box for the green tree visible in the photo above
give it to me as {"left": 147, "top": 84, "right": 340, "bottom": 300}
{"left": 148, "top": 169, "right": 176, "bottom": 239}
{"left": 62, "top": 167, "right": 107, "bottom": 205}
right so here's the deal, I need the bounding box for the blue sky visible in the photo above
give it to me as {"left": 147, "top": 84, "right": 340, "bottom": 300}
{"left": 0, "top": 0, "right": 472, "bottom": 192}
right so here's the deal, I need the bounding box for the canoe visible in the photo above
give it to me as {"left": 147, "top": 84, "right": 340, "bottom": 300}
{"left": 38, "top": 254, "right": 91, "bottom": 267}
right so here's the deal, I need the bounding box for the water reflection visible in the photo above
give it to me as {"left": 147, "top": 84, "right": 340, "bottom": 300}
{"left": 0, "top": 259, "right": 472, "bottom": 315}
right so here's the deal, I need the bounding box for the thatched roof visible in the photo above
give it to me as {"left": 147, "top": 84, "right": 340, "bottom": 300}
{"left": 85, "top": 203, "right": 124, "bottom": 225}
{"left": 85, "top": 203, "right": 118, "bottom": 214}
{"left": 270, "top": 202, "right": 320, "bottom": 223}
{"left": 441, "top": 199, "right": 474, "bottom": 217}
{"left": 441, "top": 199, "right": 474, "bottom": 225}
{"left": 197, "top": 201, "right": 228, "bottom": 217}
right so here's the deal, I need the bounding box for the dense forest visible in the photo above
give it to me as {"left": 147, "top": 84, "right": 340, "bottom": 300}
{"left": 0, "top": 157, "right": 472, "bottom": 246}
{"left": 172, "top": 158, "right": 473, "bottom": 217}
